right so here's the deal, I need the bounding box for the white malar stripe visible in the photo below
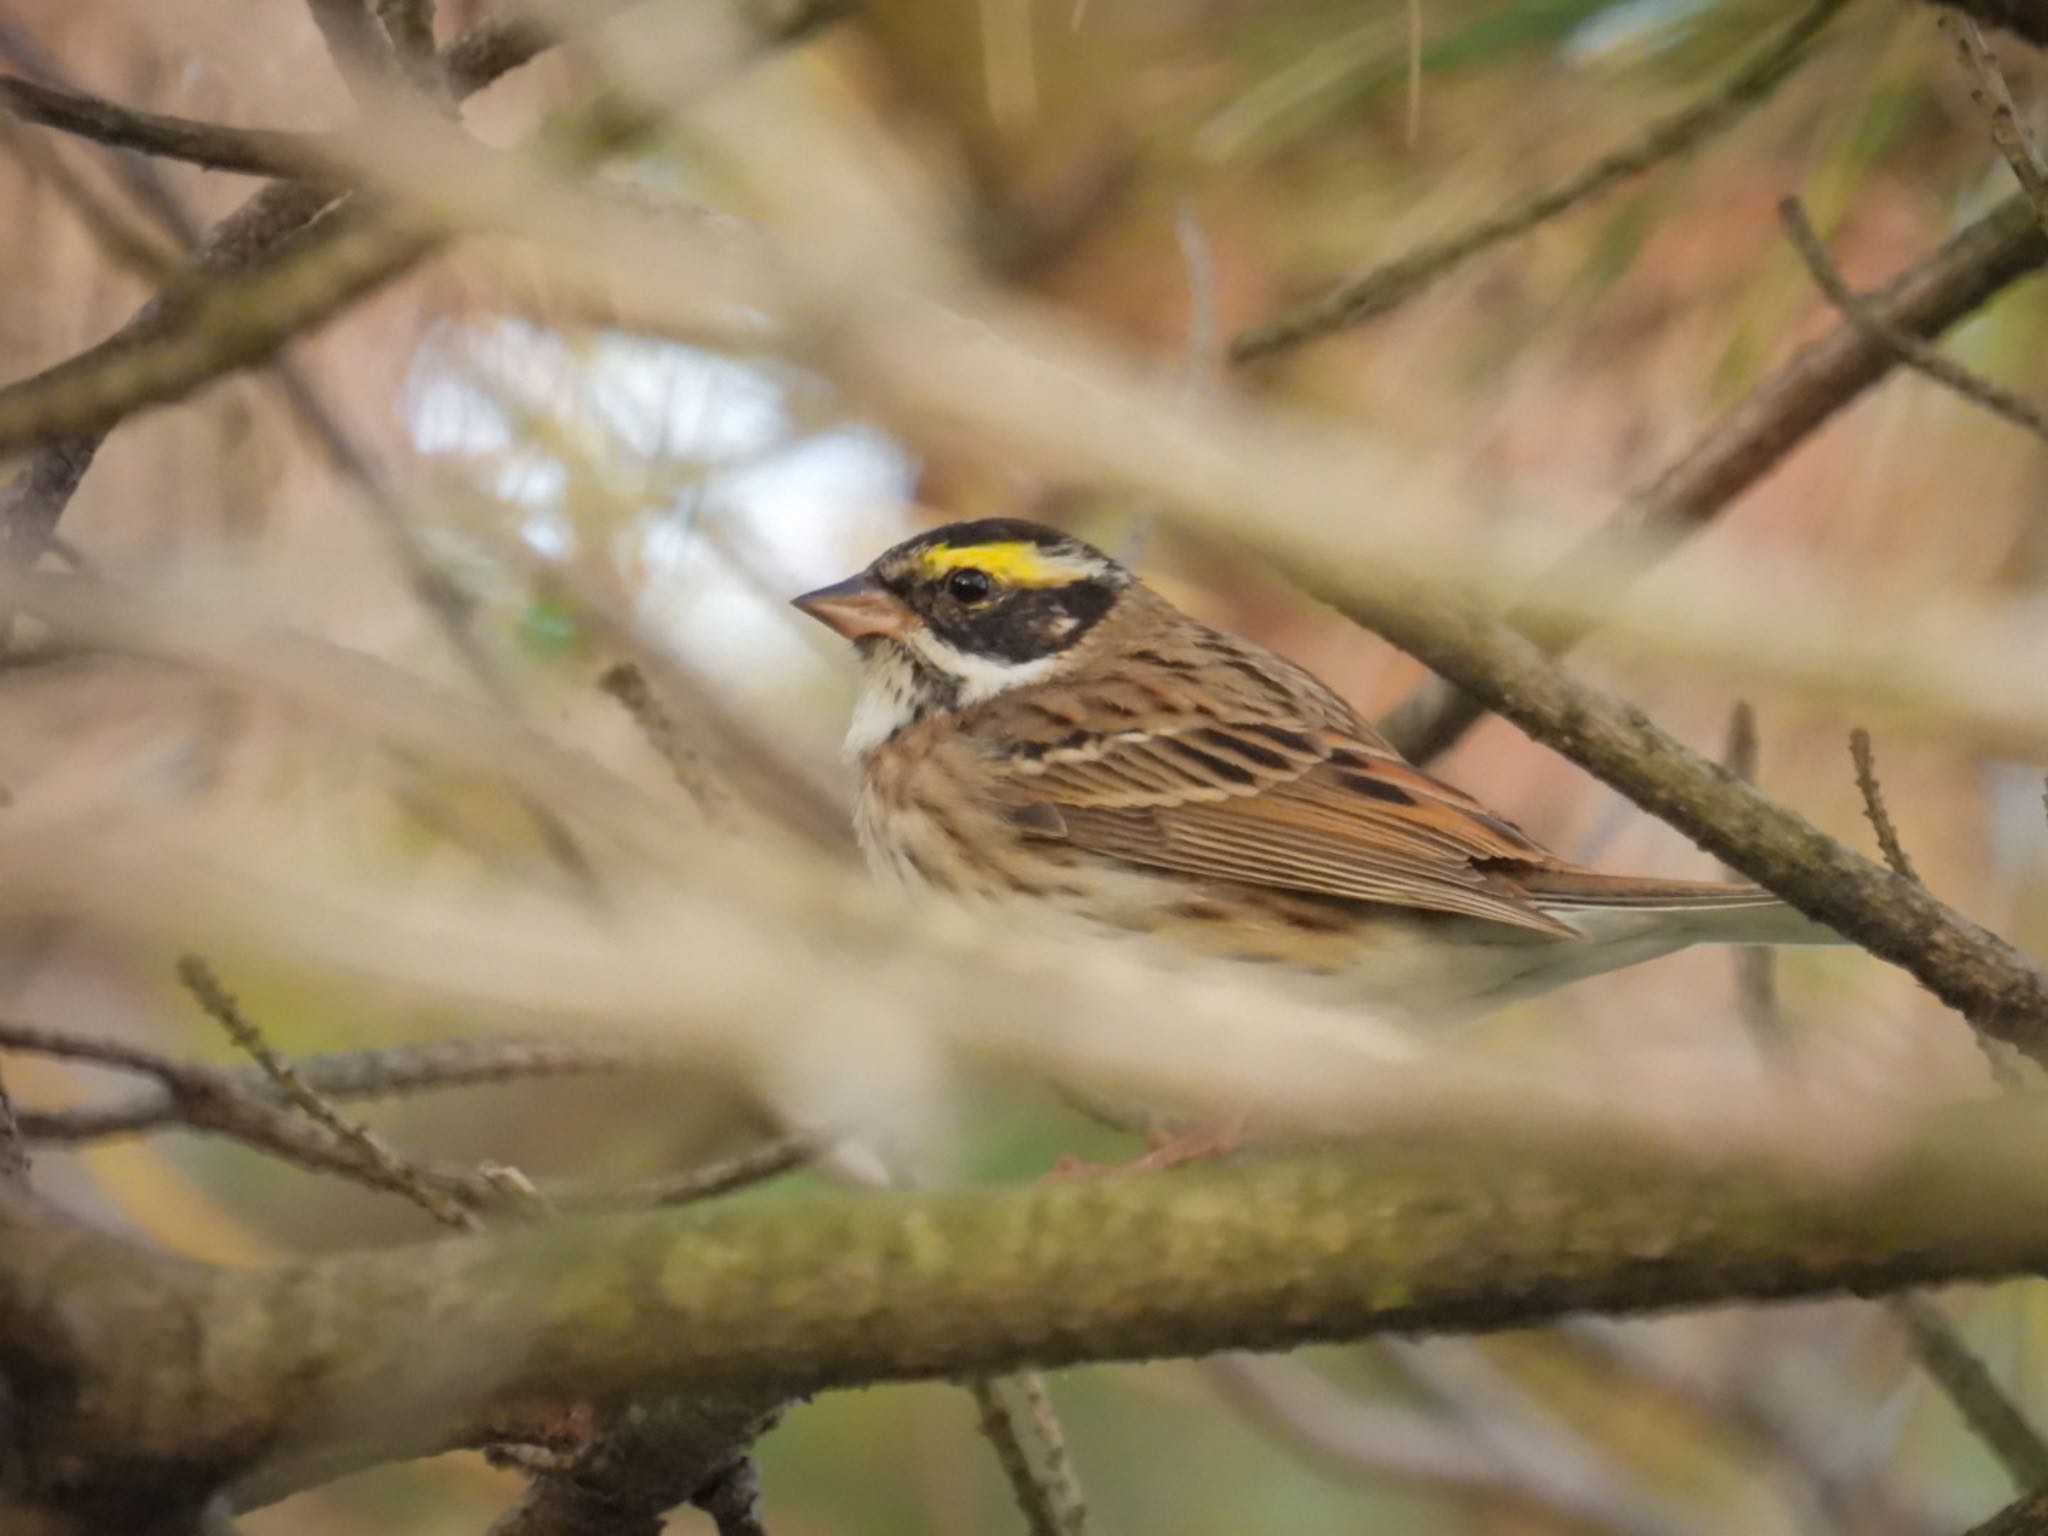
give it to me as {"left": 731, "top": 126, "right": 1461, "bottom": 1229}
{"left": 844, "top": 635, "right": 1061, "bottom": 758}
{"left": 903, "top": 628, "right": 1058, "bottom": 705}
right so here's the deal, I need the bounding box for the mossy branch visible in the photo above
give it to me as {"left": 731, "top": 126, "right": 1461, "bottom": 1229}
{"left": 10, "top": 1099, "right": 2048, "bottom": 1524}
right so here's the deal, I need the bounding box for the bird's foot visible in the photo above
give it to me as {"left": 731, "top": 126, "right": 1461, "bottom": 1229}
{"left": 1044, "top": 1115, "right": 1246, "bottom": 1180}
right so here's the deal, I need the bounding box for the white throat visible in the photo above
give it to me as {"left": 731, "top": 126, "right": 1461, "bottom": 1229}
{"left": 843, "top": 635, "right": 1058, "bottom": 758}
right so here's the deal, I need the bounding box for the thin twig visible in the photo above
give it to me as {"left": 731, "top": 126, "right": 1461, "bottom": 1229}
{"left": 1848, "top": 729, "right": 2020, "bottom": 1090}
{"left": 0, "top": 108, "right": 183, "bottom": 281}
{"left": 600, "top": 660, "right": 736, "bottom": 822}
{"left": 1893, "top": 1295, "right": 2048, "bottom": 1490}
{"left": 1851, "top": 745, "right": 2039, "bottom": 1482}
{"left": 1, "top": 1015, "right": 811, "bottom": 1216}
{"left": 555, "top": 1138, "right": 815, "bottom": 1213}
{"left": 0, "top": 1067, "right": 26, "bottom": 1188}
{"left": 14, "top": 1032, "right": 667, "bottom": 1142}
{"left": 968, "top": 1374, "right": 1093, "bottom": 1536}
{"left": 0, "top": 75, "right": 337, "bottom": 179}
{"left": 1377, "top": 189, "right": 2048, "bottom": 764}
{"left": 0, "top": 0, "right": 636, "bottom": 586}
{"left": 1722, "top": 702, "right": 1785, "bottom": 1050}
{"left": 1230, "top": 0, "right": 1854, "bottom": 361}
{"left": 305, "top": 0, "right": 404, "bottom": 100}
{"left": 176, "top": 955, "right": 478, "bottom": 1230}
{"left": 1942, "top": 12, "right": 2048, "bottom": 240}
{"left": 1848, "top": 728, "right": 1921, "bottom": 883}
{"left": 1780, "top": 198, "right": 2048, "bottom": 446}
{"left": 374, "top": 0, "right": 446, "bottom": 97}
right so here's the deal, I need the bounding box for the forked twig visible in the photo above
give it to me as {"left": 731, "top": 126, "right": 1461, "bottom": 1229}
{"left": 1781, "top": 198, "right": 2048, "bottom": 447}
{"left": 177, "top": 955, "right": 479, "bottom": 1230}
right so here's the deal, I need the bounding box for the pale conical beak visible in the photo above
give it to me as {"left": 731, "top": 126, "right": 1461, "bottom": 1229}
{"left": 791, "top": 574, "right": 917, "bottom": 641}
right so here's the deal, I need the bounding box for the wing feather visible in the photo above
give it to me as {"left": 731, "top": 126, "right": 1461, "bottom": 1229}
{"left": 964, "top": 616, "right": 1578, "bottom": 935}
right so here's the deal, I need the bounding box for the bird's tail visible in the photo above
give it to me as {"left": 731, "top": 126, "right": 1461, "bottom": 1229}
{"left": 1516, "top": 870, "right": 1846, "bottom": 947}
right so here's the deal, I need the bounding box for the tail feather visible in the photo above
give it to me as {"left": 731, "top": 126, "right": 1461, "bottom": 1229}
{"left": 1515, "top": 870, "right": 1846, "bottom": 946}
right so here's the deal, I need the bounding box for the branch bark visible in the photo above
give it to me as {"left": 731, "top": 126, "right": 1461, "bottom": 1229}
{"left": 1378, "top": 189, "right": 2048, "bottom": 762}
{"left": 0, "top": 74, "right": 339, "bottom": 178}
{"left": 8, "top": 1098, "right": 2048, "bottom": 1523}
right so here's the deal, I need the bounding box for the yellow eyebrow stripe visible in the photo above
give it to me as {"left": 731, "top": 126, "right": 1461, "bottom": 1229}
{"left": 917, "top": 541, "right": 1083, "bottom": 588}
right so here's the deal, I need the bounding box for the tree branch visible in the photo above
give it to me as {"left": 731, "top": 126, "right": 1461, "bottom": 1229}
{"left": 1963, "top": 1489, "right": 2048, "bottom": 1536}
{"left": 13, "top": 1032, "right": 667, "bottom": 1143}
{"left": 1377, "top": 189, "right": 2048, "bottom": 762}
{"left": 1893, "top": 1295, "right": 2048, "bottom": 1490}
{"left": 1944, "top": 9, "right": 2048, "bottom": 237}
{"left": 0, "top": 74, "right": 337, "bottom": 179}
{"left": 1229, "top": 0, "right": 1854, "bottom": 362}
{"left": 1779, "top": 197, "right": 2048, "bottom": 446}
{"left": 0, "top": 0, "right": 574, "bottom": 581}
{"left": 9, "top": 1098, "right": 2048, "bottom": 1524}
{"left": 1312, "top": 566, "right": 2048, "bottom": 1061}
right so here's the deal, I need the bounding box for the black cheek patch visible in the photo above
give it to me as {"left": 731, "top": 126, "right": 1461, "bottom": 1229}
{"left": 935, "top": 581, "right": 1119, "bottom": 663}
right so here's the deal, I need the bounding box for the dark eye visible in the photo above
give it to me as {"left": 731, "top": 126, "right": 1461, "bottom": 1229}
{"left": 945, "top": 568, "right": 994, "bottom": 605}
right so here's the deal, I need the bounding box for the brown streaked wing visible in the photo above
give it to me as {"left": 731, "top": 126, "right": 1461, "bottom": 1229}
{"left": 986, "top": 697, "right": 1579, "bottom": 935}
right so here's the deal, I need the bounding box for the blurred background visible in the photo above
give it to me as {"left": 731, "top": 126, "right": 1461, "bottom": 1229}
{"left": 3, "top": 0, "right": 2047, "bottom": 1531}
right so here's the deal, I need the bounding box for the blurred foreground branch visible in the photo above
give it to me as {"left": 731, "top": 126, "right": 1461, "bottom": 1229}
{"left": 1230, "top": 0, "right": 1854, "bottom": 361}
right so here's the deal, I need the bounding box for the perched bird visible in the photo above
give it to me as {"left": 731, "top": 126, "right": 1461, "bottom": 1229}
{"left": 794, "top": 518, "right": 1843, "bottom": 1024}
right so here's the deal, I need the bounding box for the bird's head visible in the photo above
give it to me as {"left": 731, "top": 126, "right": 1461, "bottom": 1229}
{"left": 794, "top": 519, "right": 1131, "bottom": 733}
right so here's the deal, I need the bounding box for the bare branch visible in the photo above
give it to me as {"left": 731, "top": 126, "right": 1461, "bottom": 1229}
{"left": 551, "top": 1139, "right": 815, "bottom": 1214}
{"left": 1230, "top": 0, "right": 1853, "bottom": 362}
{"left": 0, "top": 74, "right": 337, "bottom": 179}
{"left": 0, "top": 0, "right": 585, "bottom": 579}
{"left": 177, "top": 956, "right": 479, "bottom": 1230}
{"left": 0, "top": 106, "right": 183, "bottom": 281}
{"left": 16, "top": 1033, "right": 665, "bottom": 1143}
{"left": 1942, "top": 12, "right": 2048, "bottom": 238}
{"left": 373, "top": 0, "right": 444, "bottom": 97}
{"left": 1377, "top": 190, "right": 2048, "bottom": 763}
{"left": 969, "top": 1373, "right": 1092, "bottom": 1536}
{"left": 305, "top": 0, "right": 404, "bottom": 101}
{"left": 1894, "top": 1295, "right": 2048, "bottom": 1489}
{"left": 1962, "top": 1489, "right": 2048, "bottom": 1536}
{"left": 600, "top": 660, "right": 737, "bottom": 824}
{"left": 1849, "top": 728, "right": 1922, "bottom": 883}
{"left": 1780, "top": 197, "right": 2048, "bottom": 447}
{"left": 11, "top": 1096, "right": 2048, "bottom": 1522}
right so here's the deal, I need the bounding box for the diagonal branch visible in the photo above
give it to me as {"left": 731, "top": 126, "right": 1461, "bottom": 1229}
{"left": 0, "top": 74, "right": 340, "bottom": 178}
{"left": 1313, "top": 566, "right": 2048, "bottom": 1061}
{"left": 1229, "top": 0, "right": 1855, "bottom": 362}
{"left": 1779, "top": 197, "right": 2048, "bottom": 446}
{"left": 1943, "top": 11, "right": 2048, "bottom": 237}
{"left": 1377, "top": 190, "right": 2048, "bottom": 763}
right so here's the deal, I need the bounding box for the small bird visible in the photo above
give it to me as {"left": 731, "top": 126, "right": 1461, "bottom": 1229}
{"left": 794, "top": 518, "right": 1843, "bottom": 1024}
